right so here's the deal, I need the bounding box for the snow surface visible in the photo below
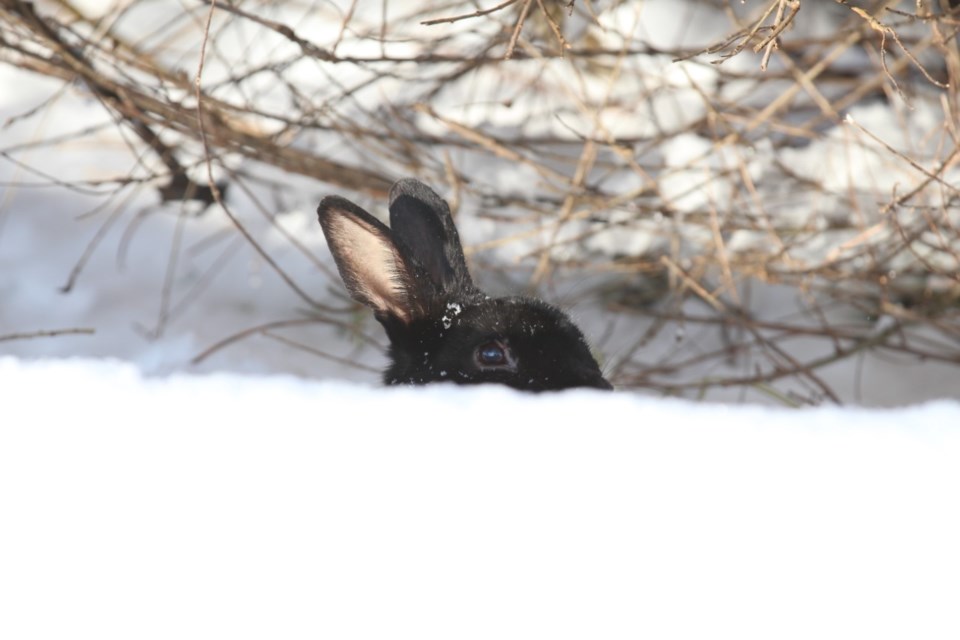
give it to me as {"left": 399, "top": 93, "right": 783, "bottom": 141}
{"left": 3, "top": 2, "right": 960, "bottom": 631}
{"left": 2, "top": 357, "right": 960, "bottom": 640}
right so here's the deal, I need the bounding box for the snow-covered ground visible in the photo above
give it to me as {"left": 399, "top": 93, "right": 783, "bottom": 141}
{"left": 3, "top": 357, "right": 960, "bottom": 640}
{"left": 3, "top": 2, "right": 960, "bottom": 636}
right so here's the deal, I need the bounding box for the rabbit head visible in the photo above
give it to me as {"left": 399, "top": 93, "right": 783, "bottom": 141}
{"left": 317, "top": 178, "right": 612, "bottom": 391}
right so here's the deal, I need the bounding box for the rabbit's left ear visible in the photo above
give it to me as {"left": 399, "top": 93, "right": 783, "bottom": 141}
{"left": 388, "top": 179, "right": 475, "bottom": 296}
{"left": 317, "top": 196, "right": 420, "bottom": 325}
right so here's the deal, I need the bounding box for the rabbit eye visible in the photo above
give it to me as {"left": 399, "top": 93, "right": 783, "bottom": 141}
{"left": 475, "top": 339, "right": 515, "bottom": 370}
{"left": 477, "top": 343, "right": 506, "bottom": 365}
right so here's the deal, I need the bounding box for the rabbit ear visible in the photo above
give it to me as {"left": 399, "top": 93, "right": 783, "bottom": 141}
{"left": 388, "top": 179, "right": 475, "bottom": 296}
{"left": 317, "top": 196, "right": 418, "bottom": 324}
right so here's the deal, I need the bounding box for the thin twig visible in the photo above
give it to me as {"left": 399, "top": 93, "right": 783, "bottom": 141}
{"left": 0, "top": 328, "right": 95, "bottom": 343}
{"left": 505, "top": 0, "right": 535, "bottom": 59}
{"left": 422, "top": 0, "right": 519, "bottom": 26}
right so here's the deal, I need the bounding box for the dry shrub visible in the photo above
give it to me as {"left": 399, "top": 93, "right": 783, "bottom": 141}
{"left": 2, "top": 0, "right": 959, "bottom": 404}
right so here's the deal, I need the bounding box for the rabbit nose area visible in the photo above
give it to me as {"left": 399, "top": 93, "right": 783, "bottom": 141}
{"left": 590, "top": 376, "right": 615, "bottom": 391}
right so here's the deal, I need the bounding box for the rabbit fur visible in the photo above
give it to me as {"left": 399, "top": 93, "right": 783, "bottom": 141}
{"left": 317, "top": 178, "right": 611, "bottom": 391}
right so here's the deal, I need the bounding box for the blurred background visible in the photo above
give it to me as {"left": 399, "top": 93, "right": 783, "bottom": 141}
{"left": 2, "top": 0, "right": 959, "bottom": 405}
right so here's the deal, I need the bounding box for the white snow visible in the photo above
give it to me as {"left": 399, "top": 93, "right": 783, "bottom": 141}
{"left": 1, "top": 357, "right": 959, "bottom": 640}
{"left": 3, "top": 2, "right": 960, "bottom": 633}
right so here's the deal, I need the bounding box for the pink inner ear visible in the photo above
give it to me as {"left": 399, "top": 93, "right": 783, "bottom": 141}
{"left": 325, "top": 210, "right": 412, "bottom": 324}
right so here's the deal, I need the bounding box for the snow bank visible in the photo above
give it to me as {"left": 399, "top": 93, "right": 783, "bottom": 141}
{"left": 2, "top": 357, "right": 959, "bottom": 639}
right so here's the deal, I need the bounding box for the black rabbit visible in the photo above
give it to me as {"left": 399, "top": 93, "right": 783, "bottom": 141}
{"left": 317, "top": 178, "right": 612, "bottom": 391}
